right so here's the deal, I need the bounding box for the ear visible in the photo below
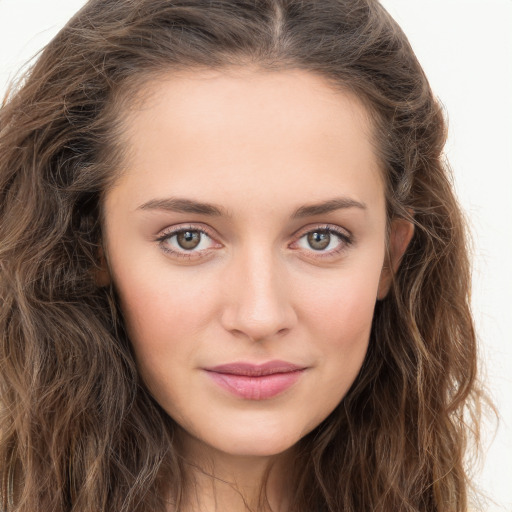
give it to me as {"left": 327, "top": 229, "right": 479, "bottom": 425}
{"left": 94, "top": 245, "right": 111, "bottom": 287}
{"left": 377, "top": 217, "right": 414, "bottom": 299}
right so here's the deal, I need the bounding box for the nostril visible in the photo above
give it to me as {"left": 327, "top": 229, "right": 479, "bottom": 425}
{"left": 222, "top": 312, "right": 295, "bottom": 343}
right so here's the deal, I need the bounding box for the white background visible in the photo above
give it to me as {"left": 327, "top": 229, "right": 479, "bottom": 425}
{"left": 0, "top": 1, "right": 510, "bottom": 510}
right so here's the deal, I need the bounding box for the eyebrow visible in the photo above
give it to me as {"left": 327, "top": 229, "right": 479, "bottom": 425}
{"left": 137, "top": 197, "right": 228, "bottom": 216}
{"left": 292, "top": 197, "right": 367, "bottom": 218}
{"left": 137, "top": 196, "right": 366, "bottom": 218}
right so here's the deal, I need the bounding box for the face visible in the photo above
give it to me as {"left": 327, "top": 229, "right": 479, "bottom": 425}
{"left": 101, "top": 68, "right": 402, "bottom": 460}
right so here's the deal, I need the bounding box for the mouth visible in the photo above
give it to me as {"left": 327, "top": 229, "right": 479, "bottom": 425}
{"left": 203, "top": 360, "right": 307, "bottom": 400}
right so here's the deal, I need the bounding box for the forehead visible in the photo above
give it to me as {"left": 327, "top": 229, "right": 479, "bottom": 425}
{"left": 108, "top": 67, "right": 384, "bottom": 216}
{"left": 121, "top": 67, "right": 376, "bottom": 153}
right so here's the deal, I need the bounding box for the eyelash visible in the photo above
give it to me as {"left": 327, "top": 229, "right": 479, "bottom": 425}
{"left": 291, "top": 224, "right": 353, "bottom": 259}
{"left": 155, "top": 225, "right": 219, "bottom": 260}
{"left": 155, "top": 224, "right": 353, "bottom": 260}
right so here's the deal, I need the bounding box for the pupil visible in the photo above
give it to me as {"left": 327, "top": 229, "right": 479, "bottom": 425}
{"left": 307, "top": 231, "right": 330, "bottom": 250}
{"left": 177, "top": 231, "right": 201, "bottom": 250}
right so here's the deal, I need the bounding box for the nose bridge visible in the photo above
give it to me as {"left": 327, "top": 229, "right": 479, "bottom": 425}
{"left": 221, "top": 242, "right": 295, "bottom": 341}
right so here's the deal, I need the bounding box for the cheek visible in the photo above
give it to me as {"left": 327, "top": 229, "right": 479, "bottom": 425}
{"left": 112, "top": 266, "right": 215, "bottom": 383}
{"left": 114, "top": 257, "right": 213, "bottom": 335}
{"left": 319, "top": 286, "right": 376, "bottom": 344}
{"left": 297, "top": 264, "right": 381, "bottom": 393}
{"left": 115, "top": 278, "right": 206, "bottom": 419}
{"left": 301, "top": 261, "right": 381, "bottom": 341}
{"left": 311, "top": 286, "right": 374, "bottom": 372}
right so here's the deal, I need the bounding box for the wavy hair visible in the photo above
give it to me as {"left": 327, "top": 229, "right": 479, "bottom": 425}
{"left": 1, "top": 0, "right": 482, "bottom": 510}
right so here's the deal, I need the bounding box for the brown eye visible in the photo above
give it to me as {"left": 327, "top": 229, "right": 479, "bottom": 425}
{"left": 176, "top": 230, "right": 202, "bottom": 250}
{"left": 293, "top": 226, "right": 351, "bottom": 257}
{"left": 307, "top": 230, "right": 331, "bottom": 250}
{"left": 157, "top": 226, "right": 222, "bottom": 258}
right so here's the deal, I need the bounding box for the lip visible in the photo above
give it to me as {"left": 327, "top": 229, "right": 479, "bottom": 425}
{"left": 204, "top": 360, "right": 307, "bottom": 400}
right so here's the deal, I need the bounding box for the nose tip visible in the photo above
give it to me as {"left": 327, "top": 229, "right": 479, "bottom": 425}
{"left": 220, "top": 256, "right": 297, "bottom": 342}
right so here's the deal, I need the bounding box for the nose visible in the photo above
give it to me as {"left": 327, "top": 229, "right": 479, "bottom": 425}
{"left": 220, "top": 248, "right": 297, "bottom": 343}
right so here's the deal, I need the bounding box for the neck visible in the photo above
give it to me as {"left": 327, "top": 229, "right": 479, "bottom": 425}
{"left": 175, "top": 435, "right": 295, "bottom": 512}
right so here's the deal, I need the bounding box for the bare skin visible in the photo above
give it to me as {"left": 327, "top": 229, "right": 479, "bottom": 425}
{"left": 100, "top": 68, "right": 413, "bottom": 511}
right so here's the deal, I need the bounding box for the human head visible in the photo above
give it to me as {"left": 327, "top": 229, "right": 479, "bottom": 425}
{"left": 0, "top": 1, "right": 478, "bottom": 511}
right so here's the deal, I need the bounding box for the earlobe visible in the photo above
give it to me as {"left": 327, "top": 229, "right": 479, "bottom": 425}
{"left": 94, "top": 246, "right": 111, "bottom": 287}
{"left": 377, "top": 218, "right": 415, "bottom": 299}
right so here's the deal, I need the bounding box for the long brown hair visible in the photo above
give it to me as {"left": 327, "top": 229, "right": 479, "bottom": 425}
{"left": 1, "top": 1, "right": 482, "bottom": 510}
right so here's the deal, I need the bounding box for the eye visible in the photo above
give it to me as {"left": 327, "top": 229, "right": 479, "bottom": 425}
{"left": 292, "top": 226, "right": 352, "bottom": 256}
{"left": 175, "top": 230, "right": 202, "bottom": 250}
{"left": 156, "top": 226, "right": 221, "bottom": 258}
{"left": 305, "top": 230, "right": 332, "bottom": 251}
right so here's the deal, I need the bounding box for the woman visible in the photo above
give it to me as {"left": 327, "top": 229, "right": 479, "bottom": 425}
{"left": 0, "top": 0, "right": 482, "bottom": 511}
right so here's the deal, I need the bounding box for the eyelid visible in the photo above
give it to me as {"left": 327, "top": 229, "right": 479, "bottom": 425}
{"left": 291, "top": 223, "right": 352, "bottom": 240}
{"left": 155, "top": 223, "right": 217, "bottom": 240}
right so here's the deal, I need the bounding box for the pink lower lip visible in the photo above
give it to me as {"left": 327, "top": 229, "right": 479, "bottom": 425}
{"left": 205, "top": 369, "right": 305, "bottom": 400}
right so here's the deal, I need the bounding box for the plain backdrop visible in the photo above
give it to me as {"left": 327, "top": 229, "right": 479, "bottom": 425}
{"left": 1, "top": 1, "right": 511, "bottom": 510}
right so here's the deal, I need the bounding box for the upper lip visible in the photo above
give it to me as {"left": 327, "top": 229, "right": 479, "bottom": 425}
{"left": 204, "top": 360, "right": 306, "bottom": 376}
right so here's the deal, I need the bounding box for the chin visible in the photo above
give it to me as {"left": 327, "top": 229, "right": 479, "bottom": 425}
{"left": 183, "top": 417, "right": 315, "bottom": 460}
